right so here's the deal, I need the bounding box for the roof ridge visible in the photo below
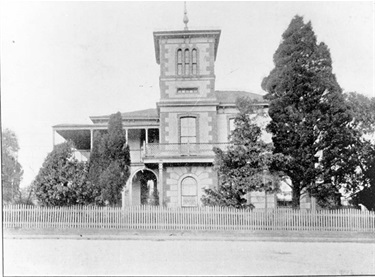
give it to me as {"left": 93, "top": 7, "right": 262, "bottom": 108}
{"left": 90, "top": 108, "right": 158, "bottom": 120}
{"left": 215, "top": 90, "right": 267, "bottom": 104}
{"left": 215, "top": 89, "right": 265, "bottom": 94}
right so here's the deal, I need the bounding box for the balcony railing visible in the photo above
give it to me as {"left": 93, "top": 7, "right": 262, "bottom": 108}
{"left": 144, "top": 143, "right": 229, "bottom": 158}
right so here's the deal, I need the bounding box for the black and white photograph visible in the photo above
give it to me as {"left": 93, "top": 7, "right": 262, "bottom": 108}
{"left": 2, "top": 1, "right": 375, "bottom": 276}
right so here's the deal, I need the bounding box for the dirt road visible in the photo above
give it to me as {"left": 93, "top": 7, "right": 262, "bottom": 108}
{"left": 4, "top": 236, "right": 374, "bottom": 276}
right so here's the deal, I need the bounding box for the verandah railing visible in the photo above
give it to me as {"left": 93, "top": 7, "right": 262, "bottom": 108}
{"left": 3, "top": 205, "right": 375, "bottom": 232}
{"left": 144, "top": 143, "right": 229, "bottom": 158}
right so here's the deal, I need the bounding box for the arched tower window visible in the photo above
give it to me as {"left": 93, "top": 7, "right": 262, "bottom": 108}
{"left": 176, "top": 48, "right": 198, "bottom": 76}
{"left": 184, "top": 49, "right": 190, "bottom": 75}
{"left": 192, "top": 49, "right": 197, "bottom": 75}
{"left": 177, "top": 49, "right": 183, "bottom": 76}
{"left": 181, "top": 176, "right": 198, "bottom": 207}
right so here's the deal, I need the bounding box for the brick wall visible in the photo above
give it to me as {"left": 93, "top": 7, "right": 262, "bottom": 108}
{"left": 164, "top": 165, "right": 216, "bottom": 207}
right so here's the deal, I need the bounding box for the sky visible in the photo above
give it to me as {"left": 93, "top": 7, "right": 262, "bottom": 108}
{"left": 1, "top": 1, "right": 374, "bottom": 188}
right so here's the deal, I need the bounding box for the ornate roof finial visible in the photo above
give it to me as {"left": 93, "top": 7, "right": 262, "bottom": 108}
{"left": 183, "top": 1, "right": 189, "bottom": 30}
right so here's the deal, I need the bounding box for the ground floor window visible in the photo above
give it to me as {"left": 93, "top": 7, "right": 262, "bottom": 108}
{"left": 181, "top": 176, "right": 198, "bottom": 207}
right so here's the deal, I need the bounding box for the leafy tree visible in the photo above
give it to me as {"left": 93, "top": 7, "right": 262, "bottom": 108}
{"left": 2, "top": 128, "right": 23, "bottom": 204}
{"left": 345, "top": 92, "right": 375, "bottom": 210}
{"left": 345, "top": 92, "right": 375, "bottom": 136}
{"left": 34, "top": 141, "right": 98, "bottom": 206}
{"left": 88, "top": 112, "right": 130, "bottom": 206}
{"left": 350, "top": 143, "right": 375, "bottom": 211}
{"left": 201, "top": 97, "right": 287, "bottom": 209}
{"left": 261, "top": 15, "right": 360, "bottom": 208}
{"left": 12, "top": 183, "right": 38, "bottom": 205}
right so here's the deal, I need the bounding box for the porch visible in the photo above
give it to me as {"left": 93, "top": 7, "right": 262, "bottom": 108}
{"left": 52, "top": 124, "right": 161, "bottom": 164}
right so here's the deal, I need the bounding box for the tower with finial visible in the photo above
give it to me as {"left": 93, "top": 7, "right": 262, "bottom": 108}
{"left": 153, "top": 3, "right": 221, "bottom": 145}
{"left": 183, "top": 1, "right": 189, "bottom": 30}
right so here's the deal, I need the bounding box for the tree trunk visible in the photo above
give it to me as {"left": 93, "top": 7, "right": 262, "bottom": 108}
{"left": 292, "top": 187, "right": 301, "bottom": 209}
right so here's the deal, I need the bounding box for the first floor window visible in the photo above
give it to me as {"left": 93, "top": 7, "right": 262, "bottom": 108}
{"left": 181, "top": 177, "right": 198, "bottom": 207}
{"left": 180, "top": 116, "right": 197, "bottom": 143}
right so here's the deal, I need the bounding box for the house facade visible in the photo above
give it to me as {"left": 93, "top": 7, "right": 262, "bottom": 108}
{"left": 54, "top": 23, "right": 304, "bottom": 209}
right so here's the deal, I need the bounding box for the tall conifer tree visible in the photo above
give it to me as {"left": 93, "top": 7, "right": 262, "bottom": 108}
{"left": 88, "top": 112, "right": 130, "bottom": 206}
{"left": 262, "top": 16, "right": 359, "bottom": 207}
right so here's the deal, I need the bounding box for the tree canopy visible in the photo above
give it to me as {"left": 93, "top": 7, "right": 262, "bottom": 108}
{"left": 33, "top": 112, "right": 130, "bottom": 207}
{"left": 345, "top": 92, "right": 375, "bottom": 136}
{"left": 88, "top": 112, "right": 130, "bottom": 206}
{"left": 261, "top": 15, "right": 360, "bottom": 208}
{"left": 2, "top": 128, "right": 23, "bottom": 204}
{"left": 34, "top": 141, "right": 98, "bottom": 206}
{"left": 345, "top": 92, "right": 375, "bottom": 210}
{"left": 201, "top": 97, "right": 287, "bottom": 209}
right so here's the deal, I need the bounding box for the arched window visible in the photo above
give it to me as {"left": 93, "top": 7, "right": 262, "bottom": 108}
{"left": 181, "top": 176, "right": 198, "bottom": 207}
{"left": 177, "top": 49, "right": 183, "bottom": 76}
{"left": 180, "top": 116, "right": 196, "bottom": 143}
{"left": 192, "top": 49, "right": 197, "bottom": 75}
{"left": 176, "top": 48, "right": 198, "bottom": 76}
{"left": 184, "top": 49, "right": 190, "bottom": 75}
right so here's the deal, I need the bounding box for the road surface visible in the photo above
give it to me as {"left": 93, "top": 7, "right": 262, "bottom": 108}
{"left": 4, "top": 237, "right": 375, "bottom": 276}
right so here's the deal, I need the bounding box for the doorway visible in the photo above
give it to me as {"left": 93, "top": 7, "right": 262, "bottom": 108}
{"left": 131, "top": 169, "right": 158, "bottom": 205}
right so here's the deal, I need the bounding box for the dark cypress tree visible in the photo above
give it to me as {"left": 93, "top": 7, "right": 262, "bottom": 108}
{"left": 262, "top": 15, "right": 359, "bottom": 208}
{"left": 88, "top": 112, "right": 130, "bottom": 206}
{"left": 87, "top": 131, "right": 108, "bottom": 204}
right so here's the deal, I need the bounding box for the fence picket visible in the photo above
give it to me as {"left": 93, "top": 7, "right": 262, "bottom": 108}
{"left": 3, "top": 205, "right": 375, "bottom": 232}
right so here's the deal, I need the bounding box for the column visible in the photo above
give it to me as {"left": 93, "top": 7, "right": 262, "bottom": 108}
{"left": 145, "top": 128, "right": 149, "bottom": 144}
{"left": 90, "top": 129, "right": 94, "bottom": 150}
{"left": 129, "top": 178, "right": 132, "bottom": 206}
{"left": 159, "top": 162, "right": 164, "bottom": 206}
{"left": 125, "top": 129, "right": 128, "bottom": 144}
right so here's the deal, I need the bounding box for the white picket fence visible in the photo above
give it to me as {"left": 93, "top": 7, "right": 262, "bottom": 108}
{"left": 3, "top": 205, "right": 375, "bottom": 232}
